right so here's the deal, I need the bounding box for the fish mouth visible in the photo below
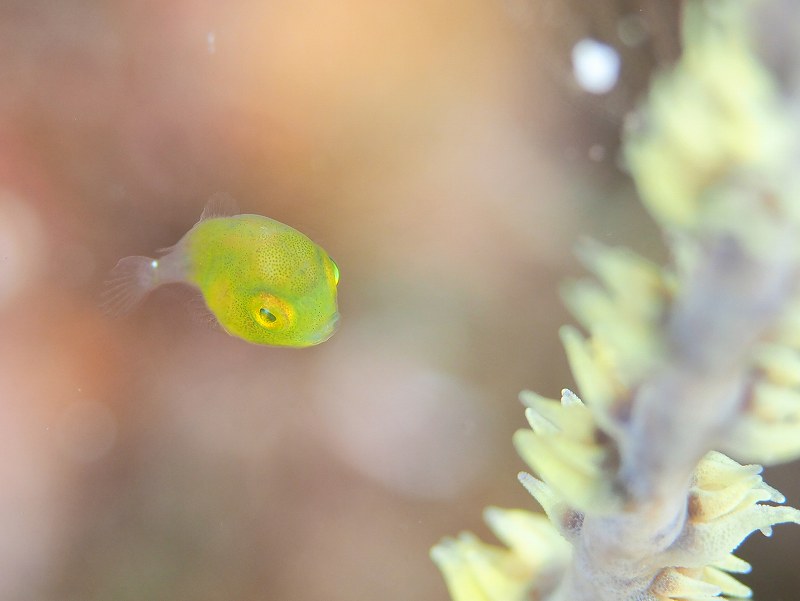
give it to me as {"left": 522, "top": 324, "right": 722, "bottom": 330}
{"left": 308, "top": 311, "right": 340, "bottom": 345}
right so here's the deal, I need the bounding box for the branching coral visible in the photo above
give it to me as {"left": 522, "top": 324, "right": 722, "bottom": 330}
{"left": 431, "top": 1, "right": 800, "bottom": 599}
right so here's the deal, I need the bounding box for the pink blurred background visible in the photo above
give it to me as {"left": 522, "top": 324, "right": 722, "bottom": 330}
{"left": 0, "top": 1, "right": 797, "bottom": 600}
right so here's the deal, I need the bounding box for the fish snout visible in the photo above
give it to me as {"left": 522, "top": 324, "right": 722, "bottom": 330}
{"left": 311, "top": 311, "right": 340, "bottom": 344}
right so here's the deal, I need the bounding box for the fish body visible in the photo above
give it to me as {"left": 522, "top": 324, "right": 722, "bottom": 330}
{"left": 105, "top": 209, "right": 339, "bottom": 347}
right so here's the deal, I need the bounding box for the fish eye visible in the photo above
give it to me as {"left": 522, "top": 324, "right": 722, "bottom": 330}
{"left": 255, "top": 304, "right": 283, "bottom": 328}
{"left": 251, "top": 292, "right": 293, "bottom": 330}
{"left": 330, "top": 258, "right": 340, "bottom": 286}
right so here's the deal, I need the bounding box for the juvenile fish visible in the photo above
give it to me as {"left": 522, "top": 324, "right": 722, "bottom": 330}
{"left": 105, "top": 203, "right": 340, "bottom": 347}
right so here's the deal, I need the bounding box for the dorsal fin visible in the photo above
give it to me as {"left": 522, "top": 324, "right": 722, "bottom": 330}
{"left": 200, "top": 192, "right": 240, "bottom": 221}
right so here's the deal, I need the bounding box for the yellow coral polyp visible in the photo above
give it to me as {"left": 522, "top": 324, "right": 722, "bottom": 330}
{"left": 626, "top": 0, "right": 789, "bottom": 231}
{"left": 430, "top": 509, "right": 570, "bottom": 601}
{"left": 513, "top": 390, "right": 620, "bottom": 515}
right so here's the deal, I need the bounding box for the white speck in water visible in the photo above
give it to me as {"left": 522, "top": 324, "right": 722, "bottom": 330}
{"left": 572, "top": 39, "right": 620, "bottom": 94}
{"left": 207, "top": 31, "right": 216, "bottom": 54}
{"left": 150, "top": 259, "right": 158, "bottom": 269}
{"left": 588, "top": 144, "right": 606, "bottom": 161}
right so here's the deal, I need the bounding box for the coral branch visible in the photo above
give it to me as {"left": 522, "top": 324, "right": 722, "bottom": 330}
{"left": 432, "top": 1, "right": 800, "bottom": 600}
{"left": 621, "top": 233, "right": 797, "bottom": 503}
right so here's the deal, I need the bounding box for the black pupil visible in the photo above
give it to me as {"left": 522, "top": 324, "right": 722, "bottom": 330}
{"left": 260, "top": 308, "right": 277, "bottom": 323}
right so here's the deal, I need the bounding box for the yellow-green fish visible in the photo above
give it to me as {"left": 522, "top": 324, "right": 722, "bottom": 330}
{"left": 105, "top": 202, "right": 339, "bottom": 347}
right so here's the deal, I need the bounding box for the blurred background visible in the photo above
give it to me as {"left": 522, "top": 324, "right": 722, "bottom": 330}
{"left": 0, "top": 1, "right": 797, "bottom": 600}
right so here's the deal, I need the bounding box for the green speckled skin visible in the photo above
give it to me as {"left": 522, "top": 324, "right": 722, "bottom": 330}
{"left": 182, "top": 214, "right": 339, "bottom": 347}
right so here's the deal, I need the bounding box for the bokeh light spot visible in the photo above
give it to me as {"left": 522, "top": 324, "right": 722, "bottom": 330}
{"left": 572, "top": 38, "right": 621, "bottom": 94}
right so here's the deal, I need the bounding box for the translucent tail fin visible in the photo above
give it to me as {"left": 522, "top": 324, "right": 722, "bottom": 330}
{"left": 101, "top": 255, "right": 158, "bottom": 316}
